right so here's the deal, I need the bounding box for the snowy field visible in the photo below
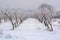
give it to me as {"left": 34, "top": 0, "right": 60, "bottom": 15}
{"left": 0, "top": 18, "right": 60, "bottom": 40}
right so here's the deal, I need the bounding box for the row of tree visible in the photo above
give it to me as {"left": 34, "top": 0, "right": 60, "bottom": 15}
{"left": 0, "top": 3, "right": 56, "bottom": 31}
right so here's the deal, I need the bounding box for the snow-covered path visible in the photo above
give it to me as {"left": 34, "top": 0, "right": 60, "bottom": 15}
{"left": 0, "top": 18, "right": 60, "bottom": 40}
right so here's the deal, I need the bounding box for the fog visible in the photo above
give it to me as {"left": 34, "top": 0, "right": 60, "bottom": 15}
{"left": 0, "top": 0, "right": 60, "bottom": 10}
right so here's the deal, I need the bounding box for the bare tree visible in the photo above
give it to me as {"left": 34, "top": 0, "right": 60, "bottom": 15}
{"left": 13, "top": 11, "right": 20, "bottom": 27}
{"left": 0, "top": 9, "right": 9, "bottom": 23}
{"left": 38, "top": 3, "right": 54, "bottom": 31}
{"left": 4, "top": 9, "right": 16, "bottom": 30}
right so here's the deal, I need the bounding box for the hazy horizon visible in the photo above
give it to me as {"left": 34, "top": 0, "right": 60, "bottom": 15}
{"left": 0, "top": 0, "right": 60, "bottom": 11}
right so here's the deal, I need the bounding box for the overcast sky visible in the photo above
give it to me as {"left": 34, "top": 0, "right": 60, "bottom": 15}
{"left": 0, "top": 0, "right": 60, "bottom": 10}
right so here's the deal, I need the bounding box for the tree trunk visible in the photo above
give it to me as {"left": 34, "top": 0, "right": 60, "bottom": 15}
{"left": 0, "top": 19, "right": 1, "bottom": 23}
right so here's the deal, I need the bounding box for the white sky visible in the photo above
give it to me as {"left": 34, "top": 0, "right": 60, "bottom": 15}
{"left": 0, "top": 0, "right": 60, "bottom": 10}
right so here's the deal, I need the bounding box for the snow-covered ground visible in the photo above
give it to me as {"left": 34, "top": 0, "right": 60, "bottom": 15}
{"left": 0, "top": 18, "right": 60, "bottom": 40}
